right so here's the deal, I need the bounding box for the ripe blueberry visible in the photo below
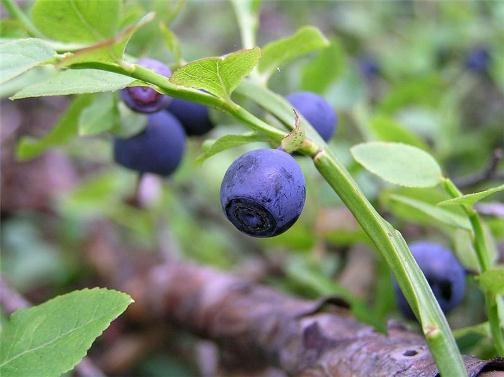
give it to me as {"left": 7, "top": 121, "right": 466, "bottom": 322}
{"left": 358, "top": 55, "right": 380, "bottom": 81}
{"left": 120, "top": 58, "right": 172, "bottom": 113}
{"left": 465, "top": 46, "right": 491, "bottom": 73}
{"left": 167, "top": 98, "right": 214, "bottom": 136}
{"left": 113, "top": 111, "right": 186, "bottom": 176}
{"left": 394, "top": 241, "right": 466, "bottom": 320}
{"left": 286, "top": 91, "right": 337, "bottom": 142}
{"left": 220, "top": 148, "right": 306, "bottom": 237}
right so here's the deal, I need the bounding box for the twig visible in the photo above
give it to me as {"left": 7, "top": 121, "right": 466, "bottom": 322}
{"left": 453, "top": 148, "right": 504, "bottom": 189}
{"left": 123, "top": 262, "right": 504, "bottom": 376}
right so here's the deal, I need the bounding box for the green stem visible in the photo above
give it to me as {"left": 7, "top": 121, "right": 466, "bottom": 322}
{"left": 314, "top": 150, "right": 466, "bottom": 377}
{"left": 442, "top": 178, "right": 504, "bottom": 354}
{"left": 92, "top": 62, "right": 287, "bottom": 142}
{"left": 230, "top": 0, "right": 258, "bottom": 50}
{"left": 2, "top": 0, "right": 44, "bottom": 38}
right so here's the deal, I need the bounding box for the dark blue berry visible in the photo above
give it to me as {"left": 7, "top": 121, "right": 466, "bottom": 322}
{"left": 113, "top": 111, "right": 186, "bottom": 176}
{"left": 167, "top": 98, "right": 214, "bottom": 136}
{"left": 286, "top": 91, "right": 337, "bottom": 142}
{"left": 466, "top": 46, "right": 491, "bottom": 73}
{"left": 120, "top": 58, "right": 172, "bottom": 113}
{"left": 358, "top": 55, "right": 380, "bottom": 81}
{"left": 220, "top": 148, "right": 306, "bottom": 237}
{"left": 394, "top": 241, "right": 466, "bottom": 320}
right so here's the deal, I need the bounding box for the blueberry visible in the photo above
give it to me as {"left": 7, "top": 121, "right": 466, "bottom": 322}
{"left": 394, "top": 241, "right": 466, "bottom": 320}
{"left": 113, "top": 111, "right": 186, "bottom": 176}
{"left": 167, "top": 98, "right": 214, "bottom": 136}
{"left": 358, "top": 55, "right": 380, "bottom": 81}
{"left": 465, "top": 46, "right": 491, "bottom": 73}
{"left": 286, "top": 91, "right": 337, "bottom": 142}
{"left": 120, "top": 58, "right": 172, "bottom": 113}
{"left": 220, "top": 148, "right": 306, "bottom": 237}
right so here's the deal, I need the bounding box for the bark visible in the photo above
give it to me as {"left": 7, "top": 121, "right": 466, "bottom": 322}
{"left": 123, "top": 262, "right": 504, "bottom": 377}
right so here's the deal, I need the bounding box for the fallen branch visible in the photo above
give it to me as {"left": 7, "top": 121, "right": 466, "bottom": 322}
{"left": 123, "top": 262, "right": 504, "bottom": 376}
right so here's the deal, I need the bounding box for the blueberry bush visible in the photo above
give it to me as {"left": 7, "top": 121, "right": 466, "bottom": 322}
{"left": 1, "top": 1, "right": 503, "bottom": 376}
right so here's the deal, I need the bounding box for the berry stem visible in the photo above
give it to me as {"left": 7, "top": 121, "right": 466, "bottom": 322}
{"left": 116, "top": 62, "right": 286, "bottom": 141}
{"left": 1, "top": 0, "right": 44, "bottom": 38}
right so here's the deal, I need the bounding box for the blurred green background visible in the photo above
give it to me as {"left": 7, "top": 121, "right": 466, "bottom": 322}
{"left": 1, "top": 0, "right": 503, "bottom": 375}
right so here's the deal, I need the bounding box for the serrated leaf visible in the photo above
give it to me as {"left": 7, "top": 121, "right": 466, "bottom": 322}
{"left": 258, "top": 26, "right": 329, "bottom": 79}
{"left": 389, "top": 194, "right": 472, "bottom": 230}
{"left": 300, "top": 38, "right": 346, "bottom": 93}
{"left": 170, "top": 47, "right": 261, "bottom": 100}
{"left": 11, "top": 69, "right": 134, "bottom": 99}
{"left": 78, "top": 93, "right": 118, "bottom": 136}
{"left": 31, "top": 0, "right": 121, "bottom": 43}
{"left": 197, "top": 132, "right": 264, "bottom": 162}
{"left": 16, "top": 95, "right": 93, "bottom": 160}
{"left": 0, "top": 38, "right": 56, "bottom": 85}
{"left": 478, "top": 268, "right": 504, "bottom": 295}
{"left": 58, "top": 12, "right": 155, "bottom": 67}
{"left": 0, "top": 288, "right": 133, "bottom": 377}
{"left": 351, "top": 142, "right": 442, "bottom": 187}
{"left": 438, "top": 184, "right": 504, "bottom": 207}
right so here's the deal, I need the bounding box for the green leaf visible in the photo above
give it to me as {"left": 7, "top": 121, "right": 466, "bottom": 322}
{"left": 159, "top": 23, "right": 182, "bottom": 65}
{"left": 0, "top": 288, "right": 133, "bottom": 377}
{"left": 388, "top": 194, "right": 472, "bottom": 230}
{"left": 478, "top": 268, "right": 504, "bottom": 295}
{"left": 31, "top": 0, "right": 122, "bottom": 43}
{"left": 58, "top": 12, "right": 155, "bottom": 66}
{"left": 368, "top": 115, "right": 428, "bottom": 150}
{"left": 11, "top": 69, "right": 134, "bottom": 99}
{"left": 0, "top": 38, "right": 56, "bottom": 85}
{"left": 16, "top": 95, "right": 93, "bottom": 160}
{"left": 78, "top": 93, "right": 119, "bottom": 136}
{"left": 170, "top": 47, "right": 261, "bottom": 100}
{"left": 438, "top": 184, "right": 504, "bottom": 207}
{"left": 300, "top": 38, "right": 346, "bottom": 93}
{"left": 378, "top": 74, "right": 443, "bottom": 113}
{"left": 258, "top": 26, "right": 329, "bottom": 79}
{"left": 111, "top": 103, "right": 148, "bottom": 137}
{"left": 351, "top": 142, "right": 443, "bottom": 188}
{"left": 197, "top": 132, "right": 264, "bottom": 162}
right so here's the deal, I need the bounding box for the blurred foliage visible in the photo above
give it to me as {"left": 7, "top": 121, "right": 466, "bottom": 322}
{"left": 1, "top": 0, "right": 503, "bottom": 374}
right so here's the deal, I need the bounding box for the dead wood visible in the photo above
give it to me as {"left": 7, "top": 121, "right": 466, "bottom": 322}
{"left": 123, "top": 261, "right": 504, "bottom": 377}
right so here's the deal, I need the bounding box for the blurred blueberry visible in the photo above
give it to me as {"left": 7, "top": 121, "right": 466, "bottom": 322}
{"left": 394, "top": 241, "right": 466, "bottom": 320}
{"left": 466, "top": 46, "right": 491, "bottom": 73}
{"left": 358, "top": 55, "right": 380, "bottom": 81}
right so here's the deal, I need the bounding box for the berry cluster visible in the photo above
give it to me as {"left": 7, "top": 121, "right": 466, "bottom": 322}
{"left": 116, "top": 68, "right": 338, "bottom": 237}
{"left": 114, "top": 58, "right": 215, "bottom": 177}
